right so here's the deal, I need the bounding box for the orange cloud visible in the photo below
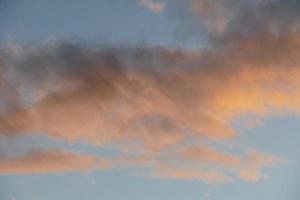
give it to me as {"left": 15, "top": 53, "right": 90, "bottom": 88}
{"left": 1, "top": 31, "right": 300, "bottom": 144}
{"left": 0, "top": 149, "right": 106, "bottom": 174}
{"left": 180, "top": 145, "right": 241, "bottom": 167}
{"left": 152, "top": 163, "right": 233, "bottom": 183}
{"left": 1, "top": 6, "right": 299, "bottom": 181}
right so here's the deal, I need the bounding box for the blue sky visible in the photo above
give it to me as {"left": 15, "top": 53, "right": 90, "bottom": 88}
{"left": 0, "top": 0, "right": 300, "bottom": 200}
{"left": 0, "top": 0, "right": 181, "bottom": 46}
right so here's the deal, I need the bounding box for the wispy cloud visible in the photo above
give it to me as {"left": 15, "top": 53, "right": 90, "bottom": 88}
{"left": 153, "top": 163, "right": 234, "bottom": 183}
{"left": 139, "top": 0, "right": 165, "bottom": 13}
{"left": 0, "top": 0, "right": 299, "bottom": 183}
{"left": 0, "top": 148, "right": 106, "bottom": 174}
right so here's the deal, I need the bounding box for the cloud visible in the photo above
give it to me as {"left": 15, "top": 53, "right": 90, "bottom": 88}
{"left": 139, "top": 0, "right": 166, "bottom": 12}
{"left": 0, "top": 148, "right": 106, "bottom": 174}
{"left": 0, "top": 33, "right": 296, "bottom": 181}
{"left": 0, "top": 0, "right": 299, "bottom": 183}
{"left": 1, "top": 31, "right": 300, "bottom": 143}
{"left": 179, "top": 145, "right": 242, "bottom": 167}
{"left": 0, "top": 34, "right": 297, "bottom": 180}
{"left": 238, "top": 150, "right": 284, "bottom": 181}
{"left": 168, "top": 0, "right": 300, "bottom": 42}
{"left": 153, "top": 163, "right": 233, "bottom": 183}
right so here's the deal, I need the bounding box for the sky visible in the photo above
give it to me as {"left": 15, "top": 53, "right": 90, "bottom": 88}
{"left": 0, "top": 0, "right": 300, "bottom": 200}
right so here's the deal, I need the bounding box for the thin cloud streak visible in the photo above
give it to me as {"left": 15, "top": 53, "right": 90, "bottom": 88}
{"left": 139, "top": 0, "right": 166, "bottom": 12}
{"left": 0, "top": 148, "right": 106, "bottom": 174}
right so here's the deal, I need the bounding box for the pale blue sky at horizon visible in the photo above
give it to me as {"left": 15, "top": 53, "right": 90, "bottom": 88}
{"left": 0, "top": 1, "right": 300, "bottom": 200}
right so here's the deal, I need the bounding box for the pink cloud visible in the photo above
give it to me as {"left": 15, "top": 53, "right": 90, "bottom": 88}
{"left": 139, "top": 0, "right": 165, "bottom": 12}
{"left": 1, "top": 0, "right": 300, "bottom": 182}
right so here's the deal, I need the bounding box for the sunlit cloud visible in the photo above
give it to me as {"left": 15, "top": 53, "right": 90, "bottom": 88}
{"left": 152, "top": 163, "right": 234, "bottom": 183}
{"left": 0, "top": 148, "right": 107, "bottom": 174}
{"left": 0, "top": 0, "right": 299, "bottom": 183}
